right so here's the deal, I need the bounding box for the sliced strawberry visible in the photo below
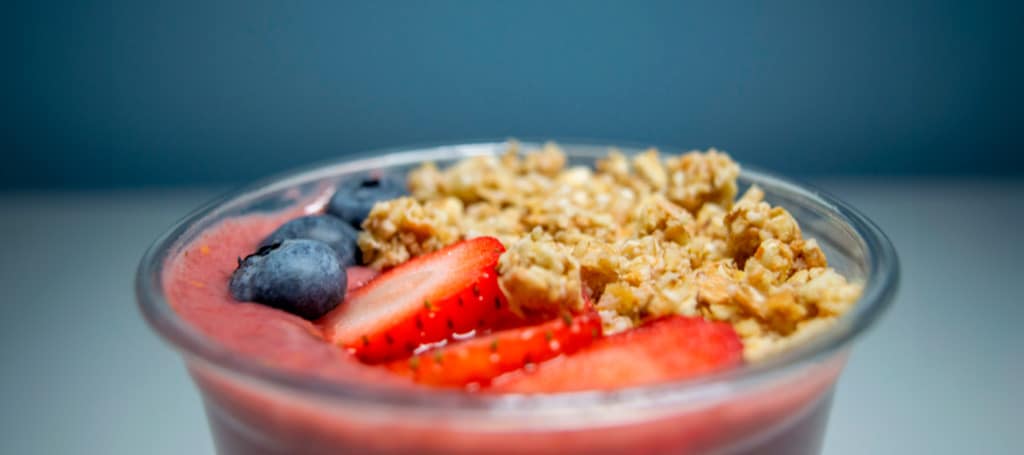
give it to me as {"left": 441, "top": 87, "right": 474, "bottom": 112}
{"left": 345, "top": 266, "right": 379, "bottom": 292}
{"left": 319, "top": 237, "right": 509, "bottom": 363}
{"left": 492, "top": 291, "right": 598, "bottom": 331}
{"left": 388, "top": 311, "right": 603, "bottom": 387}
{"left": 490, "top": 316, "right": 743, "bottom": 393}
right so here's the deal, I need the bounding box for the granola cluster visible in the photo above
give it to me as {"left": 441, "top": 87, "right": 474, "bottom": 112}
{"left": 359, "top": 143, "right": 862, "bottom": 360}
{"left": 357, "top": 197, "right": 463, "bottom": 269}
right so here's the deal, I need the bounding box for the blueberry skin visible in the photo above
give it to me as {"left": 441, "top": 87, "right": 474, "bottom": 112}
{"left": 229, "top": 239, "right": 346, "bottom": 320}
{"left": 326, "top": 174, "right": 408, "bottom": 227}
{"left": 260, "top": 215, "right": 360, "bottom": 267}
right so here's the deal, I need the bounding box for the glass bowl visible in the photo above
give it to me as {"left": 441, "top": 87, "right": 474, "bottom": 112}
{"left": 136, "top": 141, "right": 898, "bottom": 454}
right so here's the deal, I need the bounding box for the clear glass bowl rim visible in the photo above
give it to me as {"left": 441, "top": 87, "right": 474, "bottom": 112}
{"left": 135, "top": 140, "right": 899, "bottom": 414}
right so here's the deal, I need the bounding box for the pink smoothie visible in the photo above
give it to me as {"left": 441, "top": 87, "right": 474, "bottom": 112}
{"left": 162, "top": 210, "right": 846, "bottom": 454}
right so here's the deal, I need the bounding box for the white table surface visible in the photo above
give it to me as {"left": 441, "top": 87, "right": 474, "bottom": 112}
{"left": 0, "top": 179, "right": 1020, "bottom": 454}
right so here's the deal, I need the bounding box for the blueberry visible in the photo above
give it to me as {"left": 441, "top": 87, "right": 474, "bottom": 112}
{"left": 260, "top": 215, "right": 360, "bottom": 267}
{"left": 229, "top": 239, "right": 346, "bottom": 320}
{"left": 326, "top": 173, "right": 408, "bottom": 227}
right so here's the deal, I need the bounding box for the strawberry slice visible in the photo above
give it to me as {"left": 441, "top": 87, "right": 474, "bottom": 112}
{"left": 345, "top": 266, "right": 379, "bottom": 292}
{"left": 319, "top": 237, "right": 510, "bottom": 363}
{"left": 490, "top": 316, "right": 743, "bottom": 393}
{"left": 388, "top": 311, "right": 603, "bottom": 387}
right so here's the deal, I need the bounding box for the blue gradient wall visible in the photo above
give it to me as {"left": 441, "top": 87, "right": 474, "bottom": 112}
{"left": 3, "top": 0, "right": 1021, "bottom": 188}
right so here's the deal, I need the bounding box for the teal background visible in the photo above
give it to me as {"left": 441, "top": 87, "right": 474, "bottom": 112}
{"left": 3, "top": 0, "right": 1021, "bottom": 188}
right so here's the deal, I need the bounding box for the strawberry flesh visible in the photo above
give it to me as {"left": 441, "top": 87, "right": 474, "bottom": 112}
{"left": 345, "top": 266, "right": 379, "bottom": 292}
{"left": 490, "top": 316, "right": 743, "bottom": 393}
{"left": 389, "top": 311, "right": 603, "bottom": 387}
{"left": 319, "top": 237, "right": 509, "bottom": 363}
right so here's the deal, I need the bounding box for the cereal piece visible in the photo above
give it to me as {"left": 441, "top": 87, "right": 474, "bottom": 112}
{"left": 596, "top": 282, "right": 649, "bottom": 322}
{"left": 762, "top": 290, "right": 808, "bottom": 335}
{"left": 683, "top": 234, "right": 728, "bottom": 269}
{"left": 496, "top": 229, "right": 584, "bottom": 318}
{"left": 634, "top": 194, "right": 694, "bottom": 244}
{"left": 632, "top": 149, "right": 668, "bottom": 190}
{"left": 724, "top": 199, "right": 801, "bottom": 268}
{"left": 589, "top": 238, "right": 701, "bottom": 332}
{"left": 696, "top": 202, "right": 729, "bottom": 240}
{"left": 793, "top": 238, "right": 828, "bottom": 270}
{"left": 733, "top": 318, "right": 763, "bottom": 339}
{"left": 744, "top": 239, "right": 796, "bottom": 292}
{"left": 445, "top": 155, "right": 514, "bottom": 203}
{"left": 557, "top": 166, "right": 594, "bottom": 187}
{"left": 522, "top": 186, "right": 618, "bottom": 241}
{"left": 743, "top": 317, "right": 838, "bottom": 362}
{"left": 462, "top": 203, "right": 525, "bottom": 248}
{"left": 737, "top": 184, "right": 765, "bottom": 205}
{"left": 595, "top": 150, "right": 632, "bottom": 183}
{"left": 522, "top": 142, "right": 567, "bottom": 176}
{"left": 407, "top": 162, "right": 444, "bottom": 200}
{"left": 570, "top": 237, "right": 620, "bottom": 297}
{"left": 665, "top": 148, "right": 740, "bottom": 213}
{"left": 358, "top": 197, "right": 463, "bottom": 269}
{"left": 790, "top": 267, "right": 863, "bottom": 317}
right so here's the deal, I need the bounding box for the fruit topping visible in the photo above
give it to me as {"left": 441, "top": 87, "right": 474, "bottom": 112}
{"left": 229, "top": 239, "right": 346, "bottom": 320}
{"left": 388, "top": 310, "right": 603, "bottom": 387}
{"left": 345, "top": 266, "right": 379, "bottom": 292}
{"left": 260, "top": 215, "right": 360, "bottom": 266}
{"left": 490, "top": 316, "right": 743, "bottom": 393}
{"left": 327, "top": 174, "right": 408, "bottom": 228}
{"left": 318, "top": 237, "right": 510, "bottom": 363}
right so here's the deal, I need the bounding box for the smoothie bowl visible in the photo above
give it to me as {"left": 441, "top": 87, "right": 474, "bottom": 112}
{"left": 136, "top": 141, "right": 898, "bottom": 454}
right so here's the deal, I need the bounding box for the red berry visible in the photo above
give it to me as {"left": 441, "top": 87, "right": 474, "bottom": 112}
{"left": 345, "top": 266, "right": 379, "bottom": 292}
{"left": 490, "top": 316, "right": 743, "bottom": 393}
{"left": 389, "top": 311, "right": 603, "bottom": 387}
{"left": 319, "top": 237, "right": 509, "bottom": 363}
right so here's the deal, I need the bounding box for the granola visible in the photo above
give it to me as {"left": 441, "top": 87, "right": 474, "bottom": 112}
{"left": 496, "top": 228, "right": 584, "bottom": 318}
{"left": 357, "top": 197, "right": 463, "bottom": 270}
{"left": 361, "top": 143, "right": 862, "bottom": 361}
